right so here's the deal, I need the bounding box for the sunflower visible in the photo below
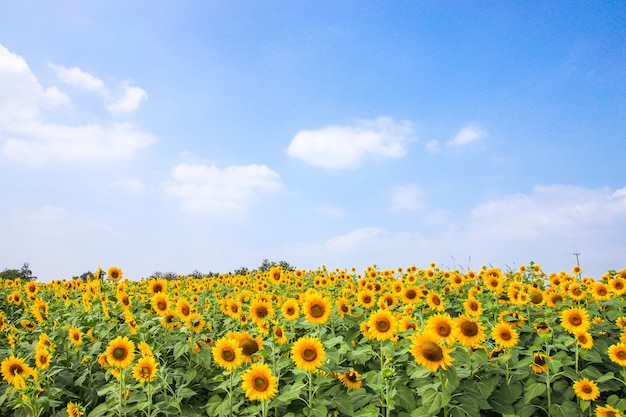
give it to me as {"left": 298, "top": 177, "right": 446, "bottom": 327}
{"left": 137, "top": 341, "right": 154, "bottom": 357}
{"left": 212, "top": 337, "right": 244, "bottom": 370}
{"left": 336, "top": 297, "right": 352, "bottom": 317}
{"left": 240, "top": 362, "right": 278, "bottom": 402}
{"left": 249, "top": 299, "right": 274, "bottom": 325}
{"left": 281, "top": 298, "right": 300, "bottom": 321}
{"left": 230, "top": 331, "right": 264, "bottom": 363}
{"left": 1, "top": 355, "right": 37, "bottom": 389}
{"left": 105, "top": 336, "right": 136, "bottom": 369}
{"left": 593, "top": 282, "right": 611, "bottom": 300}
{"left": 492, "top": 322, "right": 519, "bottom": 348}
{"left": 36, "top": 333, "right": 55, "bottom": 353}
{"left": 161, "top": 312, "right": 181, "bottom": 331}
{"left": 595, "top": 404, "right": 623, "bottom": 417}
{"left": 273, "top": 325, "right": 288, "bottom": 345}
{"left": 301, "top": 292, "right": 331, "bottom": 325}
{"left": 148, "top": 278, "right": 167, "bottom": 295}
{"left": 338, "top": 370, "right": 362, "bottom": 389}
{"left": 530, "top": 352, "right": 549, "bottom": 374}
{"left": 401, "top": 286, "right": 420, "bottom": 304}
{"left": 357, "top": 290, "right": 377, "bottom": 309}
{"left": 573, "top": 377, "right": 600, "bottom": 401}
{"left": 0, "top": 312, "right": 7, "bottom": 331}
{"left": 107, "top": 266, "right": 123, "bottom": 281}
{"left": 560, "top": 307, "right": 591, "bottom": 334}
{"left": 425, "top": 313, "right": 456, "bottom": 345}
{"left": 426, "top": 291, "right": 445, "bottom": 312}
{"left": 291, "top": 336, "right": 326, "bottom": 371}
{"left": 533, "top": 321, "right": 551, "bottom": 335}
{"left": 609, "top": 277, "right": 626, "bottom": 296}
{"left": 576, "top": 331, "right": 594, "bottom": 350}
{"left": 68, "top": 326, "right": 83, "bottom": 346}
{"left": 176, "top": 298, "right": 194, "bottom": 324}
{"left": 608, "top": 342, "right": 626, "bottom": 367}
{"left": 132, "top": 356, "right": 159, "bottom": 384}
{"left": 67, "top": 402, "right": 84, "bottom": 417}
{"left": 21, "top": 319, "right": 37, "bottom": 332}
{"left": 366, "top": 309, "right": 398, "bottom": 342}
{"left": 528, "top": 289, "right": 545, "bottom": 306}
{"left": 409, "top": 332, "right": 454, "bottom": 373}
{"left": 463, "top": 297, "right": 483, "bottom": 317}
{"left": 35, "top": 348, "right": 51, "bottom": 369}
{"left": 453, "top": 315, "right": 486, "bottom": 348}
{"left": 151, "top": 293, "right": 169, "bottom": 316}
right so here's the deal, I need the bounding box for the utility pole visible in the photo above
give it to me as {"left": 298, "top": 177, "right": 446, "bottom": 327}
{"left": 573, "top": 251, "right": 580, "bottom": 267}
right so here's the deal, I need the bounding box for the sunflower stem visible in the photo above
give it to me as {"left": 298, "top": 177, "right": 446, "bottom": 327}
{"left": 228, "top": 371, "right": 234, "bottom": 417}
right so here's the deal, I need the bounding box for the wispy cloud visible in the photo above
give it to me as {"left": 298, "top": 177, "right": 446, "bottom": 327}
{"left": 286, "top": 117, "right": 415, "bottom": 169}
{"left": 164, "top": 163, "right": 282, "bottom": 218}
{"left": 425, "top": 124, "right": 488, "bottom": 154}
{"left": 0, "top": 43, "right": 154, "bottom": 166}
{"left": 447, "top": 125, "right": 487, "bottom": 147}
{"left": 390, "top": 184, "right": 424, "bottom": 211}
{"left": 50, "top": 63, "right": 147, "bottom": 114}
{"left": 49, "top": 64, "right": 107, "bottom": 94}
{"left": 293, "top": 184, "right": 626, "bottom": 277}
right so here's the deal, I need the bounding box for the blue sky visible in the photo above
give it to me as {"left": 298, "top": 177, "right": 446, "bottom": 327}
{"left": 1, "top": 1, "right": 625, "bottom": 281}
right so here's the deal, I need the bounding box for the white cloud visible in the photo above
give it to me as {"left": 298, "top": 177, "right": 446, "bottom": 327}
{"left": 0, "top": 43, "right": 155, "bottom": 166}
{"left": 50, "top": 63, "right": 147, "bottom": 114}
{"left": 116, "top": 178, "right": 145, "bottom": 193}
{"left": 1, "top": 122, "right": 156, "bottom": 166}
{"left": 285, "top": 117, "right": 415, "bottom": 169}
{"left": 447, "top": 125, "right": 487, "bottom": 147}
{"left": 49, "top": 64, "right": 107, "bottom": 94}
{"left": 316, "top": 203, "right": 345, "bottom": 217}
{"left": 107, "top": 84, "right": 147, "bottom": 113}
{"left": 426, "top": 140, "right": 440, "bottom": 153}
{"left": 164, "top": 163, "right": 282, "bottom": 218}
{"left": 325, "top": 227, "right": 387, "bottom": 252}
{"left": 291, "top": 184, "right": 626, "bottom": 278}
{"left": 390, "top": 184, "right": 423, "bottom": 211}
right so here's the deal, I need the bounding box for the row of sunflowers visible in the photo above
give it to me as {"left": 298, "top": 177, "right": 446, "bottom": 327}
{"left": 1, "top": 263, "right": 626, "bottom": 417}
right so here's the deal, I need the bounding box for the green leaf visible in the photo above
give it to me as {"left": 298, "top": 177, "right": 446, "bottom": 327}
{"left": 177, "top": 386, "right": 197, "bottom": 399}
{"left": 333, "top": 395, "right": 354, "bottom": 415}
{"left": 355, "top": 404, "right": 379, "bottom": 417}
{"left": 395, "top": 384, "right": 416, "bottom": 411}
{"left": 523, "top": 382, "right": 546, "bottom": 404}
{"left": 87, "top": 402, "right": 111, "bottom": 417}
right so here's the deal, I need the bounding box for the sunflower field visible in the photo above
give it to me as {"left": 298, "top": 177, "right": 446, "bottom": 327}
{"left": 1, "top": 263, "right": 626, "bottom": 417}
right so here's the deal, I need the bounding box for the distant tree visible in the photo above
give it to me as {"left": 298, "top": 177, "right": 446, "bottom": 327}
{"left": 232, "top": 266, "right": 250, "bottom": 276}
{"left": 257, "top": 259, "right": 295, "bottom": 273}
{"left": 151, "top": 271, "right": 180, "bottom": 281}
{"left": 0, "top": 262, "right": 37, "bottom": 282}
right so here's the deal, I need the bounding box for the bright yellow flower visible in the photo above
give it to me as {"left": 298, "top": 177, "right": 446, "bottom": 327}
{"left": 107, "top": 266, "right": 123, "bottom": 281}
{"left": 291, "top": 336, "right": 326, "bottom": 371}
{"left": 409, "top": 332, "right": 454, "bottom": 373}
{"left": 492, "top": 322, "right": 519, "bottom": 348}
{"left": 212, "top": 337, "right": 243, "bottom": 370}
{"left": 608, "top": 342, "right": 626, "bottom": 367}
{"left": 67, "top": 402, "right": 84, "bottom": 417}
{"left": 338, "top": 370, "right": 362, "bottom": 389}
{"left": 366, "top": 309, "right": 398, "bottom": 342}
{"left": 1, "top": 355, "right": 37, "bottom": 389}
{"left": 132, "top": 356, "right": 159, "bottom": 384}
{"left": 105, "top": 336, "right": 135, "bottom": 369}
{"left": 453, "top": 314, "right": 486, "bottom": 348}
{"left": 573, "top": 377, "right": 600, "bottom": 401}
{"left": 35, "top": 348, "right": 51, "bottom": 369}
{"left": 426, "top": 313, "right": 456, "bottom": 345}
{"left": 68, "top": 326, "right": 83, "bottom": 346}
{"left": 240, "top": 363, "right": 278, "bottom": 402}
{"left": 303, "top": 292, "right": 332, "bottom": 325}
{"left": 560, "top": 307, "right": 590, "bottom": 334}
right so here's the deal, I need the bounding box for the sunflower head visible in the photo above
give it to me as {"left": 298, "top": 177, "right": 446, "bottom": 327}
{"left": 409, "top": 332, "right": 454, "bottom": 373}
{"left": 240, "top": 362, "right": 278, "bottom": 402}
{"left": 573, "top": 377, "right": 600, "bottom": 401}
{"left": 132, "top": 356, "right": 159, "bottom": 384}
{"left": 212, "top": 337, "right": 244, "bottom": 370}
{"left": 291, "top": 336, "right": 326, "bottom": 371}
{"left": 366, "top": 309, "right": 398, "bottom": 342}
{"left": 105, "top": 336, "right": 136, "bottom": 369}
